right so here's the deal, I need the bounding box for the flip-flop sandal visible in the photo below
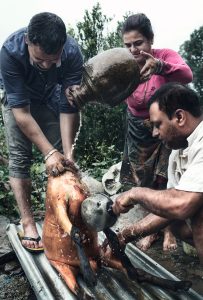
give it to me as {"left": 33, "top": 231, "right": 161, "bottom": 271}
{"left": 17, "top": 232, "right": 44, "bottom": 253}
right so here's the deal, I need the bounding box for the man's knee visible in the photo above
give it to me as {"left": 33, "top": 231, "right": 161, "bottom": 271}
{"left": 8, "top": 140, "right": 32, "bottom": 178}
{"left": 2, "top": 105, "right": 32, "bottom": 178}
{"left": 9, "top": 157, "right": 32, "bottom": 178}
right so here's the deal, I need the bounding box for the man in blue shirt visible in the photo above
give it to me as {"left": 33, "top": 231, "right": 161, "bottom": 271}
{"left": 0, "top": 12, "right": 83, "bottom": 252}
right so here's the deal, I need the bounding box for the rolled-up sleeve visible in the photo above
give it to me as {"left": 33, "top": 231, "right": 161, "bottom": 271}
{"left": 60, "top": 42, "right": 83, "bottom": 113}
{"left": 175, "top": 145, "right": 203, "bottom": 193}
{"left": 0, "top": 46, "right": 30, "bottom": 107}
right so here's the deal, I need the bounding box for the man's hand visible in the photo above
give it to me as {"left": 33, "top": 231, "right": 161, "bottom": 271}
{"left": 45, "top": 151, "right": 66, "bottom": 176}
{"left": 63, "top": 159, "right": 79, "bottom": 174}
{"left": 139, "top": 51, "right": 162, "bottom": 82}
{"left": 65, "top": 85, "right": 80, "bottom": 107}
{"left": 112, "top": 189, "right": 135, "bottom": 215}
{"left": 45, "top": 151, "right": 78, "bottom": 177}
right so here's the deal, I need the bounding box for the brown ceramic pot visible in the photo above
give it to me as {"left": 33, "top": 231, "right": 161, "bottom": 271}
{"left": 71, "top": 48, "right": 140, "bottom": 108}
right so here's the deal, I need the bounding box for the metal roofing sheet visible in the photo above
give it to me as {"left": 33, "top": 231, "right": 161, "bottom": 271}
{"left": 6, "top": 222, "right": 203, "bottom": 300}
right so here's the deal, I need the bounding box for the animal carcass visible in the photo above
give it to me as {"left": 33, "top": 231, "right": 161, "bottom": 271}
{"left": 43, "top": 170, "right": 192, "bottom": 299}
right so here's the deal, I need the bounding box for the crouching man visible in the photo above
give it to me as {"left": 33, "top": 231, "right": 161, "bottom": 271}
{"left": 113, "top": 82, "right": 203, "bottom": 264}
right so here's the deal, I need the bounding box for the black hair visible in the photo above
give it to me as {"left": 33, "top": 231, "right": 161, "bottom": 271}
{"left": 121, "top": 13, "right": 154, "bottom": 41}
{"left": 148, "top": 82, "right": 202, "bottom": 119}
{"left": 27, "top": 12, "right": 67, "bottom": 54}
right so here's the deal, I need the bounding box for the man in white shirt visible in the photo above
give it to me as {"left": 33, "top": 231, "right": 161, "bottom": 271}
{"left": 113, "top": 82, "right": 203, "bottom": 264}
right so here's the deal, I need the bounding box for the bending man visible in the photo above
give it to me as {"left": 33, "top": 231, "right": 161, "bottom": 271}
{"left": 113, "top": 82, "right": 203, "bottom": 264}
{"left": 0, "top": 12, "right": 83, "bottom": 252}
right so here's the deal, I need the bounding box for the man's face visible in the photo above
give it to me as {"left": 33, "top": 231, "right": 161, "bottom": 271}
{"left": 27, "top": 42, "right": 62, "bottom": 70}
{"left": 149, "top": 102, "right": 188, "bottom": 149}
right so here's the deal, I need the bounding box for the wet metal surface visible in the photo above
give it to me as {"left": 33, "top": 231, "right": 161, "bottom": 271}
{"left": 7, "top": 223, "right": 203, "bottom": 300}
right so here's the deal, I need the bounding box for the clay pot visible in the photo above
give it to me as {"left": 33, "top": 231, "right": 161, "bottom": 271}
{"left": 71, "top": 48, "right": 140, "bottom": 108}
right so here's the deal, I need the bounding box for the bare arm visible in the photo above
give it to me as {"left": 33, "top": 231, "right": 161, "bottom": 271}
{"left": 60, "top": 112, "right": 80, "bottom": 161}
{"left": 12, "top": 106, "right": 67, "bottom": 175}
{"left": 12, "top": 106, "right": 53, "bottom": 155}
{"left": 120, "top": 213, "right": 170, "bottom": 244}
{"left": 113, "top": 187, "right": 203, "bottom": 220}
{"left": 139, "top": 50, "right": 193, "bottom": 83}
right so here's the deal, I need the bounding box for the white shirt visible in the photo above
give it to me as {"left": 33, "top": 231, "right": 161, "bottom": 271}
{"left": 167, "top": 120, "right": 203, "bottom": 192}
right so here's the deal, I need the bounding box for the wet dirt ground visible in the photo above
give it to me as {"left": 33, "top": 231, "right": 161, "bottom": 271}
{"left": 0, "top": 271, "right": 36, "bottom": 300}
{"left": 142, "top": 237, "right": 203, "bottom": 296}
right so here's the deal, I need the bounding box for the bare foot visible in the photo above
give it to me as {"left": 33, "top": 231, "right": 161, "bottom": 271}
{"left": 163, "top": 228, "right": 177, "bottom": 251}
{"left": 136, "top": 233, "right": 159, "bottom": 251}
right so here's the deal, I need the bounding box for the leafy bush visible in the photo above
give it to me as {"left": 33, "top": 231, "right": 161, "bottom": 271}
{"left": 179, "top": 26, "right": 203, "bottom": 104}
{"left": 30, "top": 159, "right": 46, "bottom": 212}
{"left": 75, "top": 102, "right": 127, "bottom": 180}
{"left": 0, "top": 108, "right": 16, "bottom": 215}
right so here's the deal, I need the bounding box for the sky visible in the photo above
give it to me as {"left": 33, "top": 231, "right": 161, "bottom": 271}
{"left": 0, "top": 0, "right": 202, "bottom": 51}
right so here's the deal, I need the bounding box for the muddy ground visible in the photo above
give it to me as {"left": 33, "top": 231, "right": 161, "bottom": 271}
{"left": 147, "top": 238, "right": 203, "bottom": 296}
{"left": 0, "top": 213, "right": 203, "bottom": 300}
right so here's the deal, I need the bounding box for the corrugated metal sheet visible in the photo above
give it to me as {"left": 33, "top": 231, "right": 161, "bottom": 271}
{"left": 6, "top": 223, "right": 203, "bottom": 300}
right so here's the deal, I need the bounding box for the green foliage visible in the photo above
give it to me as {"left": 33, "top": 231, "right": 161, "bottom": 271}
{"left": 73, "top": 4, "right": 132, "bottom": 60}
{"left": 104, "top": 12, "right": 132, "bottom": 50}
{"left": 0, "top": 107, "right": 7, "bottom": 158}
{"left": 0, "top": 108, "right": 16, "bottom": 215}
{"left": 75, "top": 102, "right": 127, "bottom": 177}
{"left": 0, "top": 166, "right": 17, "bottom": 216}
{"left": 30, "top": 160, "right": 46, "bottom": 211}
{"left": 179, "top": 26, "right": 203, "bottom": 103}
{"left": 82, "top": 143, "right": 122, "bottom": 181}
{"left": 76, "top": 3, "right": 112, "bottom": 60}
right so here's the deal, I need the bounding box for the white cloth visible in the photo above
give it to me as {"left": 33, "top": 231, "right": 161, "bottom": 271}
{"left": 167, "top": 120, "right": 203, "bottom": 192}
{"left": 102, "top": 162, "right": 122, "bottom": 195}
